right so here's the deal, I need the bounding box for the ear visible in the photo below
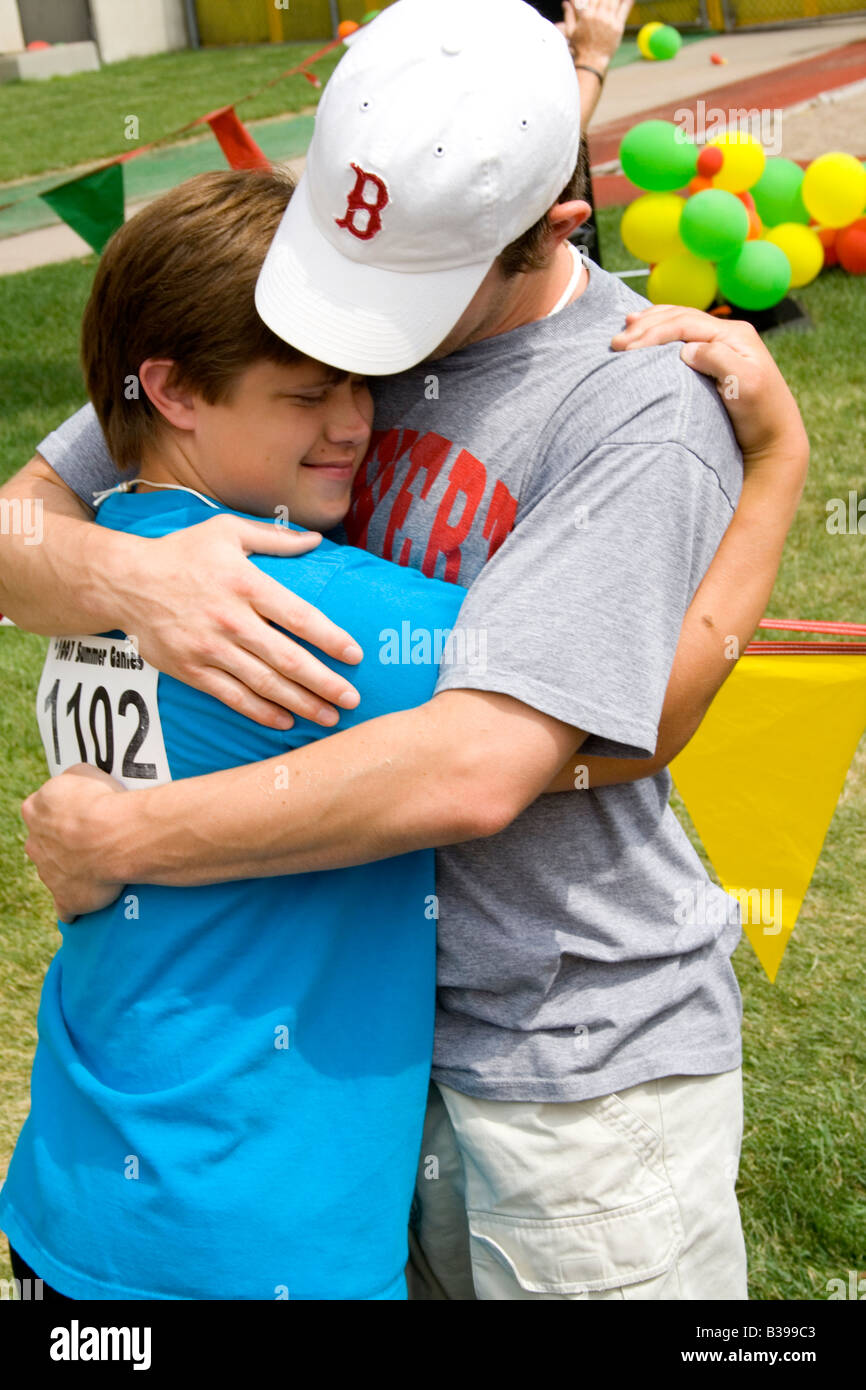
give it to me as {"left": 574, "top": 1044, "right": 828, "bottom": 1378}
{"left": 138, "top": 359, "right": 198, "bottom": 431}
{"left": 548, "top": 198, "right": 593, "bottom": 246}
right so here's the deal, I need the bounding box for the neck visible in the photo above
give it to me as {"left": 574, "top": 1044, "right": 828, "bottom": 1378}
{"left": 517, "top": 240, "right": 586, "bottom": 326}
{"left": 433, "top": 242, "right": 587, "bottom": 359}
{"left": 138, "top": 437, "right": 221, "bottom": 505}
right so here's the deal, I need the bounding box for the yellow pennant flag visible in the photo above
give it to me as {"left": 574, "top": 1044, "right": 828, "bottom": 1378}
{"left": 671, "top": 653, "right": 866, "bottom": 981}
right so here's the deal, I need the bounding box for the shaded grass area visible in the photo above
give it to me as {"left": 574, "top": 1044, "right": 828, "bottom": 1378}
{"left": 0, "top": 224, "right": 864, "bottom": 1298}
{"left": 0, "top": 43, "right": 338, "bottom": 184}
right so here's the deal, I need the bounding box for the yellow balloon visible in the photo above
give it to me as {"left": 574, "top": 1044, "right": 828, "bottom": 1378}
{"left": 648, "top": 252, "right": 717, "bottom": 310}
{"left": 620, "top": 193, "right": 685, "bottom": 263}
{"left": 764, "top": 223, "right": 824, "bottom": 288}
{"left": 637, "top": 21, "right": 663, "bottom": 60}
{"left": 802, "top": 152, "right": 866, "bottom": 229}
{"left": 709, "top": 132, "right": 766, "bottom": 193}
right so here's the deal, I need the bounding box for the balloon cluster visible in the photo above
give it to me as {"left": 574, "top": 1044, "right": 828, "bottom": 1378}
{"left": 637, "top": 23, "right": 682, "bottom": 62}
{"left": 618, "top": 120, "right": 866, "bottom": 311}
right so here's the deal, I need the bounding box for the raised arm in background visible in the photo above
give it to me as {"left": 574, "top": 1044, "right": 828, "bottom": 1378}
{"left": 557, "top": 0, "right": 632, "bottom": 128}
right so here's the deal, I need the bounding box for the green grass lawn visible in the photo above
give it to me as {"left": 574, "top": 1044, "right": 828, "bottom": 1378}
{"left": 0, "top": 213, "right": 864, "bottom": 1299}
{"left": 0, "top": 43, "right": 338, "bottom": 185}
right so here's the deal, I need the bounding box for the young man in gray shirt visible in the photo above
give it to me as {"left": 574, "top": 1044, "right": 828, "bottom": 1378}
{"left": 6, "top": 0, "right": 808, "bottom": 1299}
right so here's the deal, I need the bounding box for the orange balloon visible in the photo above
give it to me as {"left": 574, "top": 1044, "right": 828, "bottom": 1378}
{"left": 688, "top": 175, "right": 714, "bottom": 195}
{"left": 817, "top": 227, "right": 838, "bottom": 267}
{"left": 836, "top": 218, "right": 866, "bottom": 274}
{"left": 697, "top": 146, "right": 724, "bottom": 178}
{"left": 337, "top": 19, "right": 359, "bottom": 38}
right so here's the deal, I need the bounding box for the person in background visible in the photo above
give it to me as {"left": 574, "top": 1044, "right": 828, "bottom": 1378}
{"left": 557, "top": 0, "right": 633, "bottom": 126}
{"left": 555, "top": 0, "right": 634, "bottom": 262}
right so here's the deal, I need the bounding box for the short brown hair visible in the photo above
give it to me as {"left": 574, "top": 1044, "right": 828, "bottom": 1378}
{"left": 497, "top": 137, "right": 589, "bottom": 278}
{"left": 81, "top": 167, "right": 311, "bottom": 472}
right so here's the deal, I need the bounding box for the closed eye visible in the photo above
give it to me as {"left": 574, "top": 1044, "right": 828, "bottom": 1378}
{"left": 279, "top": 375, "right": 366, "bottom": 404}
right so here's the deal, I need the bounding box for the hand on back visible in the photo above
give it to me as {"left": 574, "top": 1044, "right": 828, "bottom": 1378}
{"left": 124, "top": 514, "right": 363, "bottom": 729}
{"left": 612, "top": 306, "right": 810, "bottom": 481}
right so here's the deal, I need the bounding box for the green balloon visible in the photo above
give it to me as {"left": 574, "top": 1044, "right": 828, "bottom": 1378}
{"left": 648, "top": 25, "right": 682, "bottom": 60}
{"left": 679, "top": 189, "right": 749, "bottom": 261}
{"left": 361, "top": 8, "right": 381, "bottom": 21}
{"left": 751, "top": 158, "right": 809, "bottom": 228}
{"left": 717, "top": 241, "right": 791, "bottom": 310}
{"left": 619, "top": 120, "right": 697, "bottom": 193}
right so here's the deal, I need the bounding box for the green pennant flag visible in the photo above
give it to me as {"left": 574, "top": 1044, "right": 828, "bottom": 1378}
{"left": 40, "top": 163, "right": 125, "bottom": 255}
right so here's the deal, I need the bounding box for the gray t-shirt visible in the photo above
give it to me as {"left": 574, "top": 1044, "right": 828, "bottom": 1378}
{"left": 37, "top": 262, "right": 744, "bottom": 1103}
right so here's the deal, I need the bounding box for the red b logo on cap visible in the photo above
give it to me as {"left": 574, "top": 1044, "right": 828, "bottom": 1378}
{"left": 335, "top": 163, "right": 389, "bottom": 241}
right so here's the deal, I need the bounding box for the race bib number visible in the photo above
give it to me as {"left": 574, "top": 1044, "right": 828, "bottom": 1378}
{"left": 36, "top": 635, "right": 171, "bottom": 788}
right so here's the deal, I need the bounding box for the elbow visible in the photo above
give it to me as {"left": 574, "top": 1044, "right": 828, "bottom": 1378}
{"left": 435, "top": 746, "right": 526, "bottom": 843}
{"left": 645, "top": 745, "right": 673, "bottom": 776}
{"left": 653, "top": 716, "right": 705, "bottom": 773}
{"left": 460, "top": 793, "right": 516, "bottom": 842}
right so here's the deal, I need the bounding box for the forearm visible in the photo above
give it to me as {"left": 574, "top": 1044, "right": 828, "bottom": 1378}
{"left": 546, "top": 452, "right": 806, "bottom": 793}
{"left": 101, "top": 692, "right": 585, "bottom": 887}
{"left": 652, "top": 452, "right": 805, "bottom": 752}
{"left": 576, "top": 64, "right": 605, "bottom": 127}
{"left": 0, "top": 457, "right": 140, "bottom": 635}
{"left": 560, "top": 0, "right": 627, "bottom": 131}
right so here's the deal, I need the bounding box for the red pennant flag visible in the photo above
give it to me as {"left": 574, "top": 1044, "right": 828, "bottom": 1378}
{"left": 204, "top": 107, "right": 270, "bottom": 171}
{"left": 303, "top": 70, "right": 322, "bottom": 88}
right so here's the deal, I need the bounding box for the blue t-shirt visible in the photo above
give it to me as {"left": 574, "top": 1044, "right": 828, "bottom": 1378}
{"left": 0, "top": 488, "right": 465, "bottom": 1300}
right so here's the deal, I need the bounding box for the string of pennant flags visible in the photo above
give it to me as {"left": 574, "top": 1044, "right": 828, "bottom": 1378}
{"left": 0, "top": 34, "right": 345, "bottom": 256}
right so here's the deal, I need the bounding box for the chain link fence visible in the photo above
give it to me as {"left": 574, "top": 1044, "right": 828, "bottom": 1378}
{"left": 719, "top": 0, "right": 865, "bottom": 26}
{"left": 193, "top": 0, "right": 866, "bottom": 44}
{"left": 627, "top": 0, "right": 865, "bottom": 29}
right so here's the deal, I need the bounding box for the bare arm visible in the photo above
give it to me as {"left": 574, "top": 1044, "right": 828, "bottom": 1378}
{"left": 0, "top": 455, "right": 124, "bottom": 634}
{"left": 0, "top": 455, "right": 363, "bottom": 728}
{"left": 557, "top": 0, "right": 631, "bottom": 128}
{"left": 22, "top": 692, "right": 587, "bottom": 920}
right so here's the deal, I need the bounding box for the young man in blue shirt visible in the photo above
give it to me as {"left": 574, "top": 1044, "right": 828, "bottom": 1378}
{"left": 0, "top": 167, "right": 467, "bottom": 1301}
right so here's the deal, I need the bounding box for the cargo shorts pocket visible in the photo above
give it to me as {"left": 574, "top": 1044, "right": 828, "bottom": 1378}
{"left": 467, "top": 1189, "right": 685, "bottom": 1298}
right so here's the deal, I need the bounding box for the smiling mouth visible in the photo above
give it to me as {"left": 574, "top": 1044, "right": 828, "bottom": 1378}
{"left": 301, "top": 460, "right": 355, "bottom": 471}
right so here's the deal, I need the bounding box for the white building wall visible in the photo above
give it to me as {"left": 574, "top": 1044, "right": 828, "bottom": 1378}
{"left": 89, "top": 0, "right": 189, "bottom": 64}
{"left": 0, "top": 0, "right": 24, "bottom": 52}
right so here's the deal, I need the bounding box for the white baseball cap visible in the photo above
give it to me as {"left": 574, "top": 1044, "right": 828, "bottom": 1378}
{"left": 255, "top": 0, "right": 581, "bottom": 374}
